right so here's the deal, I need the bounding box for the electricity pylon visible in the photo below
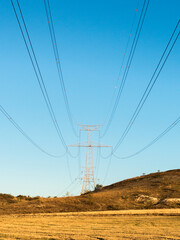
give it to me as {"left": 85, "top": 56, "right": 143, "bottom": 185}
{"left": 69, "top": 124, "right": 111, "bottom": 194}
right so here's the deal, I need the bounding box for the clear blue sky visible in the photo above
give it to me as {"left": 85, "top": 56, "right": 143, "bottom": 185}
{"left": 0, "top": 0, "right": 179, "bottom": 197}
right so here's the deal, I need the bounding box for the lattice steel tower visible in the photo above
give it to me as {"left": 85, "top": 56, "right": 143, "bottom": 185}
{"left": 69, "top": 125, "right": 111, "bottom": 194}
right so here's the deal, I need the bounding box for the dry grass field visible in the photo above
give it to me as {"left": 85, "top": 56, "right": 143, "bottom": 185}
{"left": 0, "top": 170, "right": 179, "bottom": 239}
{"left": 0, "top": 209, "right": 179, "bottom": 240}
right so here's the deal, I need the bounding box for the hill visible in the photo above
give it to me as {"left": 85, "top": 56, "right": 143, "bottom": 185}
{"left": 0, "top": 169, "right": 180, "bottom": 214}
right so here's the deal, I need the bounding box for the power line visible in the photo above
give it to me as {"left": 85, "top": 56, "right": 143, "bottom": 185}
{"left": 78, "top": 130, "right": 82, "bottom": 178}
{"left": 113, "top": 19, "right": 180, "bottom": 153}
{"left": 102, "top": 147, "right": 113, "bottom": 185}
{"left": 102, "top": 0, "right": 149, "bottom": 137}
{"left": 100, "top": 19, "right": 180, "bottom": 160}
{"left": 113, "top": 116, "right": 180, "bottom": 159}
{"left": 101, "top": 115, "right": 180, "bottom": 179}
{"left": 66, "top": 151, "right": 72, "bottom": 182}
{"left": 11, "top": 0, "right": 79, "bottom": 159}
{"left": 66, "top": 132, "right": 81, "bottom": 182}
{"left": 0, "top": 105, "right": 65, "bottom": 158}
{"left": 43, "top": 0, "right": 78, "bottom": 137}
{"left": 58, "top": 178, "right": 77, "bottom": 197}
{"left": 11, "top": 0, "right": 67, "bottom": 150}
{"left": 102, "top": 0, "right": 140, "bottom": 128}
{"left": 94, "top": 131, "right": 101, "bottom": 179}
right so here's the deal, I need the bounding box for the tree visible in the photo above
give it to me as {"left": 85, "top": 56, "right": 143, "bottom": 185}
{"left": 95, "top": 184, "right": 103, "bottom": 191}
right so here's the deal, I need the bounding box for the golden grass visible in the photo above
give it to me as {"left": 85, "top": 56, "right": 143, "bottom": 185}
{"left": 0, "top": 209, "right": 179, "bottom": 239}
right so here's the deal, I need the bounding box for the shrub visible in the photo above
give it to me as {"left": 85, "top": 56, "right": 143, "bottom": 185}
{"left": 95, "top": 184, "right": 103, "bottom": 191}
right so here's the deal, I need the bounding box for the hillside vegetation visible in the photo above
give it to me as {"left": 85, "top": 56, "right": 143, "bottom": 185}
{"left": 0, "top": 169, "right": 179, "bottom": 214}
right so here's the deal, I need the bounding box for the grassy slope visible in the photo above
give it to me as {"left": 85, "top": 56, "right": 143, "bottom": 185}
{"left": 0, "top": 169, "right": 180, "bottom": 214}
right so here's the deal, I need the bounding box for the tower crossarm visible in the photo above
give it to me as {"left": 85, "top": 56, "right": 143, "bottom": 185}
{"left": 68, "top": 142, "right": 111, "bottom": 148}
{"left": 78, "top": 124, "right": 102, "bottom": 131}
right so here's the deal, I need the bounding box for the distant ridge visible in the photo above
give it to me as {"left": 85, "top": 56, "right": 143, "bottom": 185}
{"left": 0, "top": 169, "right": 179, "bottom": 214}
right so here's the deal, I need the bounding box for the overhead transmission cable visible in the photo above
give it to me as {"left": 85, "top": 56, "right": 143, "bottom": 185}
{"left": 58, "top": 178, "right": 77, "bottom": 197}
{"left": 0, "top": 105, "right": 65, "bottom": 158}
{"left": 95, "top": 131, "right": 101, "bottom": 179}
{"left": 78, "top": 130, "right": 82, "bottom": 178}
{"left": 43, "top": 0, "right": 78, "bottom": 137}
{"left": 66, "top": 130, "right": 82, "bottom": 183}
{"left": 100, "top": 115, "right": 180, "bottom": 182}
{"left": 113, "top": 116, "right": 180, "bottom": 159}
{"left": 113, "top": 19, "right": 180, "bottom": 153}
{"left": 66, "top": 151, "right": 72, "bottom": 182}
{"left": 11, "top": 0, "right": 77, "bottom": 158}
{"left": 101, "top": 116, "right": 180, "bottom": 183}
{"left": 100, "top": 19, "right": 180, "bottom": 159}
{"left": 102, "top": 0, "right": 149, "bottom": 137}
{"left": 102, "top": 147, "right": 113, "bottom": 184}
{"left": 102, "top": 0, "right": 140, "bottom": 129}
{"left": 11, "top": 0, "right": 66, "bottom": 149}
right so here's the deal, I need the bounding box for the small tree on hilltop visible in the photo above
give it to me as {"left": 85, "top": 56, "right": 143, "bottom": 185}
{"left": 95, "top": 184, "right": 103, "bottom": 191}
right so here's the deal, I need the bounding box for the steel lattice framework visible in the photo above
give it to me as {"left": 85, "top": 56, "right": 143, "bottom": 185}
{"left": 69, "top": 125, "right": 111, "bottom": 194}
